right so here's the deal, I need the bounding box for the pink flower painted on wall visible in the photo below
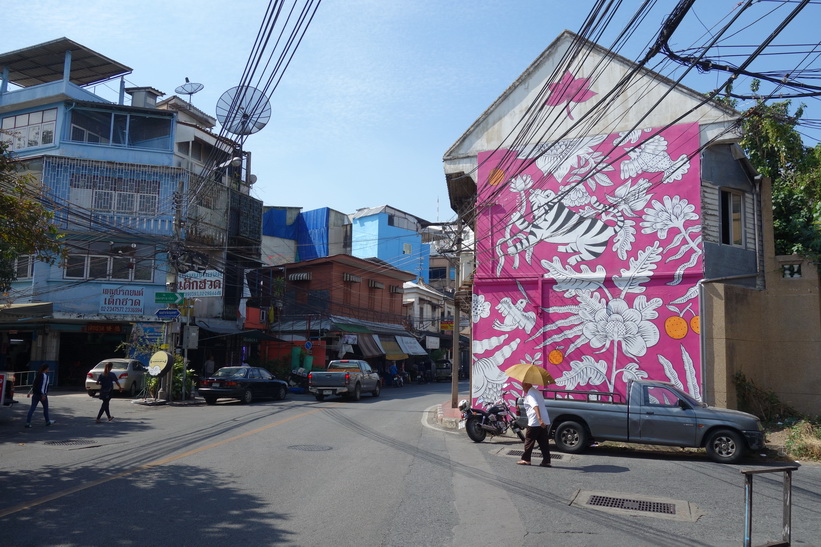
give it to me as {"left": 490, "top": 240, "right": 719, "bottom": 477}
{"left": 545, "top": 71, "right": 597, "bottom": 120}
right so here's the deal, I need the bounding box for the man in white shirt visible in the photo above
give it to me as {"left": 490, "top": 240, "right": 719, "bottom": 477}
{"left": 517, "top": 381, "right": 551, "bottom": 467}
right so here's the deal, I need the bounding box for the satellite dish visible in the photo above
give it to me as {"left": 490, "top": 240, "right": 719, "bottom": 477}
{"left": 148, "top": 350, "right": 173, "bottom": 378}
{"left": 174, "top": 77, "right": 204, "bottom": 107}
{"left": 216, "top": 85, "right": 271, "bottom": 135}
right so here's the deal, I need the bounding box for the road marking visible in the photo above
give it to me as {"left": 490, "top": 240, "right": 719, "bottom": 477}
{"left": 0, "top": 407, "right": 324, "bottom": 518}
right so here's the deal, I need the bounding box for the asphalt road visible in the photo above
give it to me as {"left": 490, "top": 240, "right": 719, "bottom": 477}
{"left": 1, "top": 383, "right": 819, "bottom": 546}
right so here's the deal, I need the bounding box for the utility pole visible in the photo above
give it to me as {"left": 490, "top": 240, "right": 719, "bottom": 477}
{"left": 450, "top": 215, "right": 462, "bottom": 409}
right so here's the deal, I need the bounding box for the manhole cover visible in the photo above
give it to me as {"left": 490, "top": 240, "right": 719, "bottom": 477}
{"left": 44, "top": 440, "right": 98, "bottom": 447}
{"left": 506, "top": 449, "right": 562, "bottom": 460}
{"left": 588, "top": 495, "right": 676, "bottom": 515}
{"left": 287, "top": 444, "right": 332, "bottom": 452}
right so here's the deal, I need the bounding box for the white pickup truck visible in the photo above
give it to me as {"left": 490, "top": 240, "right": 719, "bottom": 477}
{"left": 307, "top": 360, "right": 382, "bottom": 401}
{"left": 542, "top": 380, "right": 765, "bottom": 463}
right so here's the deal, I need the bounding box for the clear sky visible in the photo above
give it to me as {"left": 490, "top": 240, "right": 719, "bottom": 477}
{"left": 4, "top": 1, "right": 819, "bottom": 223}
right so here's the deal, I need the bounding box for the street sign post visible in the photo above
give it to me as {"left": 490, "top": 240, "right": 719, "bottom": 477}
{"left": 155, "top": 308, "right": 181, "bottom": 321}
{"left": 155, "top": 292, "right": 185, "bottom": 304}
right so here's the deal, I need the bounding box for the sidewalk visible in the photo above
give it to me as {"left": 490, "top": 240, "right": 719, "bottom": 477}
{"left": 436, "top": 400, "right": 462, "bottom": 429}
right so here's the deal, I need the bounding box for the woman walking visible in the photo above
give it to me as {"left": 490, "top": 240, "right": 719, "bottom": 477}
{"left": 26, "top": 364, "right": 55, "bottom": 428}
{"left": 95, "top": 362, "right": 122, "bottom": 423}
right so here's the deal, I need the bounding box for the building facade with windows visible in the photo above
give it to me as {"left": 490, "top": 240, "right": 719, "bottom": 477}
{"left": 444, "top": 31, "right": 821, "bottom": 415}
{"left": 0, "top": 39, "right": 261, "bottom": 383}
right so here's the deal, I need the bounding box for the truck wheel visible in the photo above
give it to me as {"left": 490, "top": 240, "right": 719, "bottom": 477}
{"left": 372, "top": 382, "right": 381, "bottom": 397}
{"left": 706, "top": 429, "right": 744, "bottom": 464}
{"left": 315, "top": 393, "right": 325, "bottom": 402}
{"left": 555, "top": 421, "right": 589, "bottom": 453}
{"left": 242, "top": 389, "right": 253, "bottom": 404}
{"left": 204, "top": 397, "right": 217, "bottom": 405}
{"left": 465, "top": 416, "right": 487, "bottom": 442}
{"left": 88, "top": 390, "right": 98, "bottom": 398}
{"left": 352, "top": 383, "right": 361, "bottom": 401}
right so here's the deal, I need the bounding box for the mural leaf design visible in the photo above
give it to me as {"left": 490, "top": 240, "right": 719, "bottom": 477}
{"left": 613, "top": 219, "right": 636, "bottom": 260}
{"left": 614, "top": 242, "right": 662, "bottom": 295}
{"left": 555, "top": 355, "right": 608, "bottom": 389}
{"left": 670, "top": 286, "right": 699, "bottom": 305}
{"left": 668, "top": 251, "right": 700, "bottom": 286}
{"left": 544, "top": 71, "right": 597, "bottom": 120}
{"left": 658, "top": 354, "right": 684, "bottom": 390}
{"left": 619, "top": 362, "right": 649, "bottom": 383}
{"left": 541, "top": 258, "right": 607, "bottom": 295}
{"left": 682, "top": 346, "right": 701, "bottom": 400}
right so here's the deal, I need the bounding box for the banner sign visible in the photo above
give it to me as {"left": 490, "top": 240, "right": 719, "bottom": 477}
{"left": 100, "top": 285, "right": 145, "bottom": 315}
{"left": 179, "top": 270, "right": 224, "bottom": 297}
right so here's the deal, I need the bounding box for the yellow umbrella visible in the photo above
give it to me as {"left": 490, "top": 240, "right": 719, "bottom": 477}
{"left": 505, "top": 363, "right": 555, "bottom": 386}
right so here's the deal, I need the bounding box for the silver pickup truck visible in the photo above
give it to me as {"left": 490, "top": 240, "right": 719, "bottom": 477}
{"left": 307, "top": 360, "right": 381, "bottom": 401}
{"left": 542, "top": 380, "right": 764, "bottom": 463}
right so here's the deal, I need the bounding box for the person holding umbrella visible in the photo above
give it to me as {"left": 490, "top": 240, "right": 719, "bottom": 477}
{"left": 505, "top": 363, "right": 554, "bottom": 468}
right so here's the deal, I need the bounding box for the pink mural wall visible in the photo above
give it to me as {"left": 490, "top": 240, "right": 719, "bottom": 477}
{"left": 471, "top": 122, "right": 703, "bottom": 405}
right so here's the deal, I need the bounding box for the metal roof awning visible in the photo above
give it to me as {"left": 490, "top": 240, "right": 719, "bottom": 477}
{"left": 332, "top": 322, "right": 373, "bottom": 334}
{"left": 0, "top": 37, "right": 132, "bottom": 88}
{"left": 0, "top": 302, "right": 53, "bottom": 321}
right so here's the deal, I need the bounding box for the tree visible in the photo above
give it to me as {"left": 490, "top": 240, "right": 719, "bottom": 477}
{"left": 736, "top": 83, "right": 821, "bottom": 267}
{"left": 0, "top": 142, "right": 66, "bottom": 292}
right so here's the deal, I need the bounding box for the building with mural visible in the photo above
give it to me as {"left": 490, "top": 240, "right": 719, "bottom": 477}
{"left": 444, "top": 31, "right": 821, "bottom": 415}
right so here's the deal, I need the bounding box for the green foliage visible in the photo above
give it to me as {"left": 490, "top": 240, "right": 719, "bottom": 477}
{"left": 260, "top": 357, "right": 292, "bottom": 380}
{"left": 737, "top": 85, "right": 821, "bottom": 267}
{"left": 785, "top": 418, "right": 821, "bottom": 461}
{"left": 0, "top": 142, "right": 66, "bottom": 291}
{"left": 733, "top": 372, "right": 799, "bottom": 423}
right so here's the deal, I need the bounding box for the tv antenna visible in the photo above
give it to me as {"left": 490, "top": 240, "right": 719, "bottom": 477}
{"left": 216, "top": 85, "right": 271, "bottom": 135}
{"left": 174, "top": 77, "right": 204, "bottom": 108}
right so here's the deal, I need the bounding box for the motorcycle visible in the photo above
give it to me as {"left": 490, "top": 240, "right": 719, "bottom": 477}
{"left": 458, "top": 394, "right": 526, "bottom": 443}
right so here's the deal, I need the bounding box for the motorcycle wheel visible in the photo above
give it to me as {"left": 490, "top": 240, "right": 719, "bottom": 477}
{"left": 465, "top": 416, "right": 487, "bottom": 443}
{"left": 513, "top": 426, "right": 525, "bottom": 442}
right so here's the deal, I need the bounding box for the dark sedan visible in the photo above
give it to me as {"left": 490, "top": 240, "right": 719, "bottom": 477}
{"left": 198, "top": 366, "right": 288, "bottom": 405}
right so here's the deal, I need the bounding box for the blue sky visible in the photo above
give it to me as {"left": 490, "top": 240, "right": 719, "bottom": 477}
{"left": 4, "top": 1, "right": 819, "bottom": 223}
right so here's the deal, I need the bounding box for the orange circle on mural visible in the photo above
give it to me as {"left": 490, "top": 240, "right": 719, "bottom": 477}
{"left": 664, "top": 316, "right": 688, "bottom": 339}
{"left": 488, "top": 168, "right": 505, "bottom": 186}
{"left": 548, "top": 349, "right": 564, "bottom": 365}
{"left": 690, "top": 315, "right": 700, "bottom": 334}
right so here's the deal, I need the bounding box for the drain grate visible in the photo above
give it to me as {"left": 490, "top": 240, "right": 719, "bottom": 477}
{"left": 44, "top": 440, "right": 98, "bottom": 447}
{"left": 287, "top": 444, "right": 332, "bottom": 452}
{"left": 506, "top": 449, "right": 562, "bottom": 460}
{"left": 587, "top": 495, "right": 676, "bottom": 515}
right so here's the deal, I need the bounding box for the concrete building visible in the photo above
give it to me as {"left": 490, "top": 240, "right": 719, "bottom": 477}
{"left": 0, "top": 38, "right": 262, "bottom": 383}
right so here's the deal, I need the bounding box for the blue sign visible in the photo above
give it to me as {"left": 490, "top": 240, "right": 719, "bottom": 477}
{"left": 304, "top": 341, "right": 313, "bottom": 350}
{"left": 155, "top": 308, "right": 181, "bottom": 321}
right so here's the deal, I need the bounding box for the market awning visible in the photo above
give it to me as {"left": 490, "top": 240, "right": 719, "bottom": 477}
{"left": 379, "top": 336, "right": 407, "bottom": 361}
{"left": 357, "top": 334, "right": 384, "bottom": 358}
{"left": 396, "top": 336, "right": 427, "bottom": 356}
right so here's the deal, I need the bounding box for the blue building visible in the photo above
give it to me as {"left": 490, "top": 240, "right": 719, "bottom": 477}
{"left": 0, "top": 38, "right": 261, "bottom": 384}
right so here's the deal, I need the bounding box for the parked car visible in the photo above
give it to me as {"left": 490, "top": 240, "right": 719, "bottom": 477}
{"left": 307, "top": 359, "right": 381, "bottom": 401}
{"left": 434, "top": 359, "right": 452, "bottom": 382}
{"left": 85, "top": 359, "right": 146, "bottom": 398}
{"left": 199, "top": 366, "right": 288, "bottom": 405}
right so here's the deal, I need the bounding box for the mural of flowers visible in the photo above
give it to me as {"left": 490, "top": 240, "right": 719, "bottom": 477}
{"left": 473, "top": 120, "right": 703, "bottom": 402}
{"left": 472, "top": 293, "right": 491, "bottom": 324}
{"left": 544, "top": 71, "right": 597, "bottom": 120}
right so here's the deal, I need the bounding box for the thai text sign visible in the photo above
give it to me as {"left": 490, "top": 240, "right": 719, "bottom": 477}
{"left": 100, "top": 285, "right": 145, "bottom": 315}
{"left": 178, "top": 270, "right": 223, "bottom": 297}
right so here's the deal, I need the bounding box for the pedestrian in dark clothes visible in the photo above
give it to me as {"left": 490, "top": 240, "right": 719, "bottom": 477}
{"left": 26, "top": 364, "right": 55, "bottom": 428}
{"left": 96, "top": 362, "right": 122, "bottom": 423}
